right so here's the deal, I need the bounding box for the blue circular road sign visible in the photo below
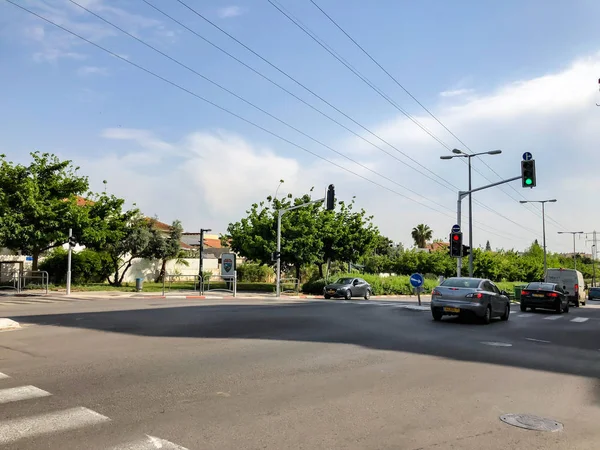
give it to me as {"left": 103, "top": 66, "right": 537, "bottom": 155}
{"left": 410, "top": 273, "right": 424, "bottom": 288}
{"left": 522, "top": 152, "right": 533, "bottom": 161}
{"left": 451, "top": 224, "right": 461, "bottom": 233}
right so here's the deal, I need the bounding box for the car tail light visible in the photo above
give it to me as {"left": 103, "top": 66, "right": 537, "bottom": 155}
{"left": 466, "top": 292, "right": 483, "bottom": 299}
{"left": 521, "top": 290, "right": 529, "bottom": 296}
{"left": 575, "top": 284, "right": 579, "bottom": 292}
{"left": 432, "top": 289, "right": 441, "bottom": 296}
{"left": 547, "top": 292, "right": 558, "bottom": 298}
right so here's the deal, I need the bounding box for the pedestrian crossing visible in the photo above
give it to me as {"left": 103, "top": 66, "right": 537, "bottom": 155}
{"left": 0, "top": 371, "right": 188, "bottom": 449}
{"left": 0, "top": 296, "right": 98, "bottom": 307}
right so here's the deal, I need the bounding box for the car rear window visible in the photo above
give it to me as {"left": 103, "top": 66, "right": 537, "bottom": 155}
{"left": 440, "top": 278, "right": 480, "bottom": 288}
{"left": 527, "top": 282, "right": 555, "bottom": 290}
{"left": 335, "top": 278, "right": 354, "bottom": 284}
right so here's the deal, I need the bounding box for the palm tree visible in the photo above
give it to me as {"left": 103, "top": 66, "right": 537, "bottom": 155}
{"left": 411, "top": 224, "right": 433, "bottom": 249}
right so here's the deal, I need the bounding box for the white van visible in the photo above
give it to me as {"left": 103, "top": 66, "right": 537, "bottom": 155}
{"left": 545, "top": 268, "right": 586, "bottom": 307}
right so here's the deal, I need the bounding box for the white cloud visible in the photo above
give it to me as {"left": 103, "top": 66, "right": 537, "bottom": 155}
{"left": 76, "top": 65, "right": 108, "bottom": 76}
{"left": 217, "top": 6, "right": 244, "bottom": 18}
{"left": 440, "top": 88, "right": 474, "bottom": 97}
{"left": 101, "top": 128, "right": 175, "bottom": 152}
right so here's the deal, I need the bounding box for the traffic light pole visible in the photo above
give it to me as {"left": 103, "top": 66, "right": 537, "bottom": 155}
{"left": 276, "top": 197, "right": 325, "bottom": 298}
{"left": 456, "top": 175, "right": 521, "bottom": 277}
{"left": 66, "top": 228, "right": 72, "bottom": 296}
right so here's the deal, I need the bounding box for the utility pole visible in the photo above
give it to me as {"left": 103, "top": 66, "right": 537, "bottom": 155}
{"left": 199, "top": 228, "right": 211, "bottom": 289}
{"left": 66, "top": 228, "right": 74, "bottom": 296}
{"left": 519, "top": 199, "right": 556, "bottom": 279}
{"left": 558, "top": 231, "right": 584, "bottom": 270}
{"left": 585, "top": 231, "right": 597, "bottom": 287}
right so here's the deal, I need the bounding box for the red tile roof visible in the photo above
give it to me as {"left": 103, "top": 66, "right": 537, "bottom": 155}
{"left": 426, "top": 242, "right": 449, "bottom": 252}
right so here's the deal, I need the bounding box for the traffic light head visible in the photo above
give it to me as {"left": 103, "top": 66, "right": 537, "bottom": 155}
{"left": 450, "top": 232, "right": 462, "bottom": 257}
{"left": 68, "top": 236, "right": 77, "bottom": 247}
{"left": 521, "top": 159, "right": 536, "bottom": 188}
{"left": 325, "top": 184, "right": 335, "bottom": 211}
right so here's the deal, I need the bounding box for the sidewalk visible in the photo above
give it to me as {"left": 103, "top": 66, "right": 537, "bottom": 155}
{"left": 1, "top": 289, "right": 432, "bottom": 302}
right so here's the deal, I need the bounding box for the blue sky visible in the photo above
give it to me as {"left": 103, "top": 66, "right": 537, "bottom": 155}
{"left": 2, "top": 0, "right": 600, "bottom": 253}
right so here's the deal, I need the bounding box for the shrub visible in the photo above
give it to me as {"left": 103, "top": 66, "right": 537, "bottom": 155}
{"left": 235, "top": 263, "right": 274, "bottom": 282}
{"left": 302, "top": 273, "right": 439, "bottom": 296}
{"left": 40, "top": 248, "right": 112, "bottom": 284}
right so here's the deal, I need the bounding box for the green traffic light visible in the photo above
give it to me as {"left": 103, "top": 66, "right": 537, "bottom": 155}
{"left": 525, "top": 178, "right": 533, "bottom": 185}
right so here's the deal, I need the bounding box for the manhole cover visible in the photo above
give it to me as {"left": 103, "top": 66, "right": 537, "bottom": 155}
{"left": 500, "top": 414, "right": 563, "bottom": 432}
{"left": 480, "top": 341, "right": 512, "bottom": 347}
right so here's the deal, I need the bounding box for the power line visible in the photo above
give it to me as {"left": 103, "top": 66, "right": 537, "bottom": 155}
{"left": 168, "top": 0, "right": 539, "bottom": 238}
{"left": 6, "top": 1, "right": 536, "bottom": 244}
{"left": 306, "top": 0, "right": 568, "bottom": 229}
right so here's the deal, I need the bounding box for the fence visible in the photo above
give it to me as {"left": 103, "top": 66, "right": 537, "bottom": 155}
{"left": 204, "top": 272, "right": 237, "bottom": 297}
{"left": 279, "top": 277, "right": 300, "bottom": 295}
{"left": 20, "top": 271, "right": 49, "bottom": 294}
{"left": 162, "top": 274, "right": 203, "bottom": 296}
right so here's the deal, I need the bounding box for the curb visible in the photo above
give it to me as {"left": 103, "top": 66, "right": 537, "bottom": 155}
{"left": 0, "top": 318, "right": 20, "bottom": 330}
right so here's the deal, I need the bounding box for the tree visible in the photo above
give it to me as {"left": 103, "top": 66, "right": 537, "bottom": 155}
{"left": 485, "top": 240, "right": 492, "bottom": 252}
{"left": 145, "top": 219, "right": 186, "bottom": 283}
{"left": 78, "top": 194, "right": 152, "bottom": 286}
{"left": 411, "top": 224, "right": 433, "bottom": 249}
{"left": 0, "top": 152, "right": 89, "bottom": 270}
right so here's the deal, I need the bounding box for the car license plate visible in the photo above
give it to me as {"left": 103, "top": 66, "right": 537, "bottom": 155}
{"left": 533, "top": 294, "right": 544, "bottom": 298}
{"left": 443, "top": 307, "right": 460, "bottom": 313}
{"left": 328, "top": 290, "right": 335, "bottom": 294}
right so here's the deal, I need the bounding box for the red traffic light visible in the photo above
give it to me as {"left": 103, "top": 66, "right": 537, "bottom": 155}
{"left": 452, "top": 234, "right": 459, "bottom": 241}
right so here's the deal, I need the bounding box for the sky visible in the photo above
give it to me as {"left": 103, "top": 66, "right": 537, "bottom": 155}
{"left": 1, "top": 0, "right": 600, "bottom": 254}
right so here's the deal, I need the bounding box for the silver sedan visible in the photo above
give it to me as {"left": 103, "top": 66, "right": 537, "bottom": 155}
{"left": 430, "top": 277, "right": 511, "bottom": 324}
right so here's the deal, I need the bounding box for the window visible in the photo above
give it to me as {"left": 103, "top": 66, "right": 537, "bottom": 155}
{"left": 336, "top": 278, "right": 355, "bottom": 285}
{"left": 481, "top": 281, "right": 494, "bottom": 292}
{"left": 489, "top": 282, "right": 501, "bottom": 295}
{"left": 441, "top": 278, "right": 480, "bottom": 288}
{"left": 527, "top": 282, "right": 555, "bottom": 291}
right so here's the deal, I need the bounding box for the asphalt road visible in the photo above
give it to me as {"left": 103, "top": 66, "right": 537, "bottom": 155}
{"left": 2, "top": 296, "right": 600, "bottom": 449}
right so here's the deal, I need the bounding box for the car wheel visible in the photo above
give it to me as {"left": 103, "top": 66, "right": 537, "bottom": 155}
{"left": 500, "top": 304, "right": 510, "bottom": 321}
{"left": 324, "top": 294, "right": 331, "bottom": 300}
{"left": 345, "top": 290, "right": 352, "bottom": 300}
{"left": 520, "top": 303, "right": 527, "bottom": 312}
{"left": 432, "top": 309, "right": 442, "bottom": 321}
{"left": 482, "top": 305, "right": 492, "bottom": 325}
{"left": 364, "top": 289, "right": 371, "bottom": 300}
{"left": 555, "top": 300, "right": 563, "bottom": 314}
{"left": 563, "top": 301, "right": 569, "bottom": 313}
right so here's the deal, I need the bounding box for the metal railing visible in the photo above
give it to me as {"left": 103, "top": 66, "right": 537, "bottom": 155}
{"left": 204, "top": 271, "right": 237, "bottom": 297}
{"left": 279, "top": 277, "right": 300, "bottom": 295}
{"left": 20, "top": 271, "right": 49, "bottom": 294}
{"left": 162, "top": 274, "right": 203, "bottom": 296}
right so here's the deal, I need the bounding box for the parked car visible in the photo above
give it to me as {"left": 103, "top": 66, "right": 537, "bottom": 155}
{"left": 323, "top": 277, "right": 372, "bottom": 300}
{"left": 545, "top": 268, "right": 585, "bottom": 307}
{"left": 588, "top": 287, "right": 600, "bottom": 301}
{"left": 520, "top": 282, "right": 569, "bottom": 313}
{"left": 430, "top": 277, "right": 510, "bottom": 324}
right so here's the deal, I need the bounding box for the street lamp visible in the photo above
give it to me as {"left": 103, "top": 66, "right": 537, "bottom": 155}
{"left": 441, "top": 148, "right": 502, "bottom": 277}
{"left": 557, "top": 231, "right": 584, "bottom": 270}
{"left": 519, "top": 199, "right": 557, "bottom": 278}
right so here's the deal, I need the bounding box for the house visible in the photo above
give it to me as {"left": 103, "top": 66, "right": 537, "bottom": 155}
{"left": 424, "top": 242, "right": 449, "bottom": 253}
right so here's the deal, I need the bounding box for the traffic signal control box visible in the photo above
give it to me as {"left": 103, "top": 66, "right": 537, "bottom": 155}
{"left": 521, "top": 160, "right": 536, "bottom": 188}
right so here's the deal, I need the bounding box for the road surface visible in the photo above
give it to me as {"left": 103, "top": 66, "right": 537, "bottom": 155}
{"left": 1, "top": 295, "right": 600, "bottom": 449}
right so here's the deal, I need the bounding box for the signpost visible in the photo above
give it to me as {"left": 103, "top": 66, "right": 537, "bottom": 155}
{"left": 522, "top": 152, "right": 532, "bottom": 161}
{"left": 410, "top": 273, "right": 425, "bottom": 306}
{"left": 451, "top": 224, "right": 461, "bottom": 233}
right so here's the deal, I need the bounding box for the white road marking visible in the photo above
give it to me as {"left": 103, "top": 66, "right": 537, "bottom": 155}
{"left": 525, "top": 338, "right": 552, "bottom": 344}
{"left": 0, "top": 406, "right": 110, "bottom": 445}
{"left": 480, "top": 341, "right": 512, "bottom": 347}
{"left": 517, "top": 314, "right": 533, "bottom": 318}
{"left": 109, "top": 435, "right": 189, "bottom": 449}
{"left": 544, "top": 315, "right": 564, "bottom": 320}
{"left": 0, "top": 385, "right": 51, "bottom": 404}
{"left": 571, "top": 317, "right": 589, "bottom": 323}
{"left": 0, "top": 373, "right": 9, "bottom": 379}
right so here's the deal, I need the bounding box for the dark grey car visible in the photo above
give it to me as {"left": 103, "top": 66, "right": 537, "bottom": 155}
{"left": 323, "top": 277, "right": 371, "bottom": 300}
{"left": 430, "top": 277, "right": 511, "bottom": 324}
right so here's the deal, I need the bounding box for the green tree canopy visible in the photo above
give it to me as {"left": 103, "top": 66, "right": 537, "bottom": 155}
{"left": 0, "top": 152, "right": 89, "bottom": 270}
{"left": 411, "top": 224, "right": 433, "bottom": 249}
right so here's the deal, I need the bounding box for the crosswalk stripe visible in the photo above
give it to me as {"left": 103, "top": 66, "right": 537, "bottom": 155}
{"left": 0, "top": 406, "right": 110, "bottom": 445}
{"left": 0, "top": 385, "right": 51, "bottom": 404}
{"left": 571, "top": 317, "right": 589, "bottom": 323}
{"left": 0, "top": 373, "right": 9, "bottom": 379}
{"left": 109, "top": 435, "right": 189, "bottom": 449}
{"left": 544, "top": 315, "right": 563, "bottom": 320}
{"left": 517, "top": 314, "right": 533, "bottom": 318}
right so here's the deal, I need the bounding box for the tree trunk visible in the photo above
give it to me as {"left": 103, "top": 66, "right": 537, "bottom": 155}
{"left": 318, "top": 263, "right": 324, "bottom": 279}
{"left": 155, "top": 258, "right": 167, "bottom": 283}
{"left": 32, "top": 251, "right": 40, "bottom": 272}
{"left": 117, "top": 260, "right": 133, "bottom": 287}
{"left": 295, "top": 263, "right": 301, "bottom": 283}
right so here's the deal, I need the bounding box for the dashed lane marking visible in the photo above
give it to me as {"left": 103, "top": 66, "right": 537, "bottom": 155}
{"left": 544, "top": 315, "right": 563, "bottom": 320}
{"left": 0, "top": 406, "right": 110, "bottom": 445}
{"left": 525, "top": 338, "right": 552, "bottom": 344}
{"left": 571, "top": 317, "right": 589, "bottom": 323}
{"left": 110, "top": 435, "right": 189, "bottom": 449}
{"left": 0, "top": 373, "right": 9, "bottom": 379}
